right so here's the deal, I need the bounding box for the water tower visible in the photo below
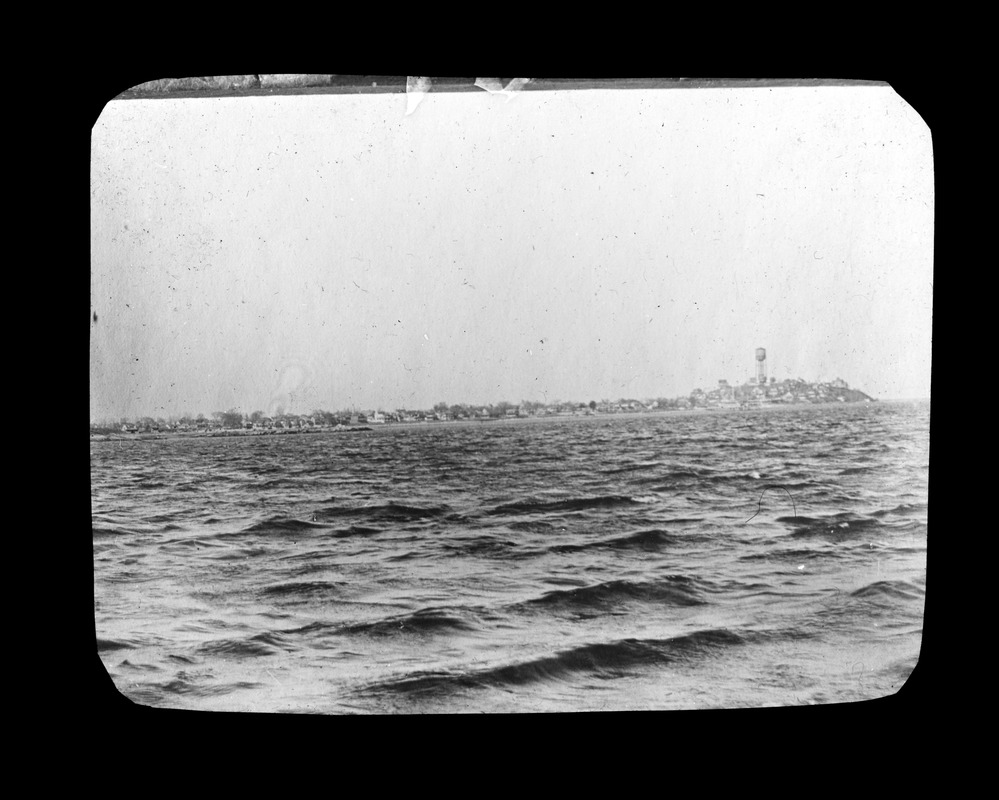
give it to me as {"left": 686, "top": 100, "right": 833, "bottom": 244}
{"left": 755, "top": 347, "right": 767, "bottom": 385}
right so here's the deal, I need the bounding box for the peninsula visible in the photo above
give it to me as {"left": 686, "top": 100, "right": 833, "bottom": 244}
{"left": 90, "top": 379, "right": 874, "bottom": 439}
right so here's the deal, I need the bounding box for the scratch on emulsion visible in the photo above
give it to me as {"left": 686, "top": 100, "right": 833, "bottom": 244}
{"left": 744, "top": 486, "right": 797, "bottom": 524}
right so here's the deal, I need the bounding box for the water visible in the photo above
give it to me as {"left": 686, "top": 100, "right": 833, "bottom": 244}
{"left": 92, "top": 402, "right": 928, "bottom": 712}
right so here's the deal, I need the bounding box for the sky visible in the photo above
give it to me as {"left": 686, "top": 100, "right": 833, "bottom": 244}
{"left": 90, "top": 82, "right": 933, "bottom": 421}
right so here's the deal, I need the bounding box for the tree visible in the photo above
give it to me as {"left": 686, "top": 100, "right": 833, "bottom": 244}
{"left": 215, "top": 408, "right": 244, "bottom": 429}
{"left": 589, "top": 400, "right": 597, "bottom": 411}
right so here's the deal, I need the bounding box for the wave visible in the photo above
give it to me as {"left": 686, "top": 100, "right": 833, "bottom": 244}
{"left": 549, "top": 528, "right": 680, "bottom": 554}
{"left": 358, "top": 628, "right": 746, "bottom": 696}
{"left": 260, "top": 580, "right": 345, "bottom": 599}
{"left": 739, "top": 547, "right": 839, "bottom": 564}
{"left": 158, "top": 534, "right": 225, "bottom": 549}
{"left": 277, "top": 608, "right": 479, "bottom": 640}
{"left": 525, "top": 575, "right": 707, "bottom": 612}
{"left": 145, "top": 512, "right": 183, "bottom": 524}
{"left": 340, "top": 607, "right": 479, "bottom": 637}
{"left": 385, "top": 549, "right": 423, "bottom": 562}
{"left": 195, "top": 637, "right": 278, "bottom": 658}
{"left": 192, "top": 630, "right": 297, "bottom": 659}
{"left": 92, "top": 525, "right": 134, "bottom": 538}
{"left": 258, "top": 477, "right": 312, "bottom": 489}
{"left": 780, "top": 514, "right": 884, "bottom": 540}
{"left": 443, "top": 535, "right": 518, "bottom": 558}
{"left": 486, "top": 495, "right": 648, "bottom": 517}
{"left": 331, "top": 525, "right": 383, "bottom": 538}
{"left": 850, "top": 580, "right": 924, "bottom": 603}
{"left": 313, "top": 503, "right": 450, "bottom": 524}
{"left": 138, "top": 677, "right": 265, "bottom": 698}
{"left": 601, "top": 461, "right": 665, "bottom": 475}
{"left": 242, "top": 516, "right": 327, "bottom": 534}
{"left": 96, "top": 637, "right": 135, "bottom": 652}
{"left": 94, "top": 403, "right": 927, "bottom": 711}
{"left": 873, "top": 502, "right": 928, "bottom": 518}
{"left": 634, "top": 468, "right": 711, "bottom": 487}
{"left": 508, "top": 519, "right": 562, "bottom": 534}
{"left": 249, "top": 631, "right": 296, "bottom": 650}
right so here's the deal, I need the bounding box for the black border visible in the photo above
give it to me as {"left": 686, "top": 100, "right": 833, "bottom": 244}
{"left": 79, "top": 71, "right": 947, "bottom": 762}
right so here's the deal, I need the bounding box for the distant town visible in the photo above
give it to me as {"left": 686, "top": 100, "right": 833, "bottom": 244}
{"left": 90, "top": 348, "right": 875, "bottom": 438}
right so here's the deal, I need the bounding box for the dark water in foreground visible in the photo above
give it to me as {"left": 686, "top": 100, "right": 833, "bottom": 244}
{"left": 93, "top": 402, "right": 928, "bottom": 712}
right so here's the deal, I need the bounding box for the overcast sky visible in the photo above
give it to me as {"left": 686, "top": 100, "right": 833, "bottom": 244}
{"left": 90, "top": 82, "right": 933, "bottom": 420}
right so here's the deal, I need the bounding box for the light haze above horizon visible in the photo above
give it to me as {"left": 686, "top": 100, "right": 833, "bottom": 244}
{"left": 90, "top": 81, "right": 933, "bottom": 421}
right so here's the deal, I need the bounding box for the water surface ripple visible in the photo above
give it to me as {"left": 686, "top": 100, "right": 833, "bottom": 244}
{"left": 93, "top": 402, "right": 929, "bottom": 712}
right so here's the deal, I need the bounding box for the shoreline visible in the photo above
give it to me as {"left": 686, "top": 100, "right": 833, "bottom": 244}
{"left": 89, "top": 399, "right": 926, "bottom": 442}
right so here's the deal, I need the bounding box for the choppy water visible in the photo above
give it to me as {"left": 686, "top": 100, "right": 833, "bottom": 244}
{"left": 92, "top": 402, "right": 928, "bottom": 712}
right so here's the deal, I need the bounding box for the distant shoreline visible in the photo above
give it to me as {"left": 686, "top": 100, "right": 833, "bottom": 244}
{"left": 89, "top": 399, "right": 929, "bottom": 442}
